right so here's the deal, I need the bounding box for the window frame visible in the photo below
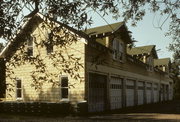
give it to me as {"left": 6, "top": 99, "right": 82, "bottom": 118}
{"left": 26, "top": 36, "right": 34, "bottom": 57}
{"left": 113, "top": 39, "right": 124, "bottom": 62}
{"left": 60, "top": 76, "right": 69, "bottom": 100}
{"left": 46, "top": 43, "right": 54, "bottom": 55}
{"left": 16, "top": 78, "right": 23, "bottom": 100}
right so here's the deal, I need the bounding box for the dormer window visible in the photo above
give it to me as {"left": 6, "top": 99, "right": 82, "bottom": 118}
{"left": 146, "top": 56, "right": 154, "bottom": 72}
{"left": 162, "top": 66, "right": 166, "bottom": 72}
{"left": 113, "top": 39, "right": 124, "bottom": 61}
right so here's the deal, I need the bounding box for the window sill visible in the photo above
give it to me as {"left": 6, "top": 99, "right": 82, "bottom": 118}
{"left": 60, "top": 99, "right": 70, "bottom": 103}
{"left": 16, "top": 98, "right": 23, "bottom": 101}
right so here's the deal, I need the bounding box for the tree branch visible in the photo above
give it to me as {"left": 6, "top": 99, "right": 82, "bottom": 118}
{"left": 25, "top": 0, "right": 39, "bottom": 18}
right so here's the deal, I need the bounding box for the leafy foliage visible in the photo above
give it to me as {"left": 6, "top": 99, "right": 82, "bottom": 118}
{"left": 0, "top": 0, "right": 179, "bottom": 97}
{"left": 5, "top": 19, "right": 85, "bottom": 95}
{"left": 0, "top": 43, "right": 4, "bottom": 51}
{"left": 0, "top": 0, "right": 179, "bottom": 54}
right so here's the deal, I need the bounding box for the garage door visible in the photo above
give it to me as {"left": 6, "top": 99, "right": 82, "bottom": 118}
{"left": 153, "top": 83, "right": 159, "bottom": 103}
{"left": 126, "top": 79, "right": 135, "bottom": 107}
{"left": 137, "top": 81, "right": 144, "bottom": 105}
{"left": 165, "top": 85, "right": 168, "bottom": 101}
{"left": 160, "top": 84, "right": 164, "bottom": 101}
{"left": 110, "top": 77, "right": 123, "bottom": 110}
{"left": 88, "top": 73, "right": 107, "bottom": 112}
{"left": 146, "top": 83, "right": 152, "bottom": 104}
{"left": 169, "top": 83, "right": 173, "bottom": 100}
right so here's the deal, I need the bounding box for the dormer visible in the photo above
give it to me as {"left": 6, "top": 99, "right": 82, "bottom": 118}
{"left": 154, "top": 58, "right": 171, "bottom": 73}
{"left": 127, "top": 45, "right": 158, "bottom": 71}
{"left": 85, "top": 22, "right": 132, "bottom": 62}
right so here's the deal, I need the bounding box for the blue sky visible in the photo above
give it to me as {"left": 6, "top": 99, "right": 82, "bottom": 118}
{"left": 89, "top": 10, "right": 173, "bottom": 59}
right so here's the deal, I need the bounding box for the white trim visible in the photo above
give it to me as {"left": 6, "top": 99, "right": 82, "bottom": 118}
{"left": 79, "top": 38, "right": 87, "bottom": 44}
{"left": 87, "top": 62, "right": 172, "bottom": 85}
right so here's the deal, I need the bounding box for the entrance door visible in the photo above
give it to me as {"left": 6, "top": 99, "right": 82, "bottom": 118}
{"left": 88, "top": 73, "right": 107, "bottom": 112}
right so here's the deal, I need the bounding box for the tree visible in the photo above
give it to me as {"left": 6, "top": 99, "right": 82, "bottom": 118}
{"left": 0, "top": 43, "right": 4, "bottom": 51}
{"left": 0, "top": 0, "right": 179, "bottom": 92}
{"left": 0, "top": 1, "right": 179, "bottom": 49}
{"left": 171, "top": 61, "right": 180, "bottom": 99}
{"left": 0, "top": 1, "right": 179, "bottom": 39}
{"left": 0, "top": 0, "right": 179, "bottom": 58}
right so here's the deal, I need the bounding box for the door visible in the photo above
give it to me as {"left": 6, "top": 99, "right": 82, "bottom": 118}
{"left": 137, "top": 81, "right": 144, "bottom": 105}
{"left": 146, "top": 83, "right": 152, "bottom": 104}
{"left": 110, "top": 77, "right": 123, "bottom": 110}
{"left": 88, "top": 73, "right": 107, "bottom": 112}
{"left": 153, "top": 83, "right": 159, "bottom": 103}
{"left": 126, "top": 79, "right": 135, "bottom": 107}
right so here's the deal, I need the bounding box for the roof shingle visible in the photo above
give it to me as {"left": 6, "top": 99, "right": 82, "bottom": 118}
{"left": 127, "top": 45, "right": 155, "bottom": 55}
{"left": 84, "top": 22, "right": 124, "bottom": 36}
{"left": 154, "top": 58, "right": 170, "bottom": 66}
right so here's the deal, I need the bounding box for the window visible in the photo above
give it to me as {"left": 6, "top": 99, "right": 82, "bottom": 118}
{"left": 60, "top": 76, "right": 68, "bottom": 99}
{"left": 46, "top": 43, "right": 53, "bottom": 54}
{"left": 27, "top": 36, "right": 33, "bottom": 56}
{"left": 16, "top": 79, "right": 22, "bottom": 99}
{"left": 113, "top": 39, "right": 124, "bottom": 61}
{"left": 146, "top": 57, "right": 154, "bottom": 72}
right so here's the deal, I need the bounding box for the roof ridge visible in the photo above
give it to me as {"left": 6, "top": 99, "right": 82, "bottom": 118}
{"left": 131, "top": 45, "right": 155, "bottom": 49}
{"left": 85, "top": 21, "right": 124, "bottom": 30}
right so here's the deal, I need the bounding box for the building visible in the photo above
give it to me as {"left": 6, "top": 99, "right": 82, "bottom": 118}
{"left": 0, "top": 58, "right": 6, "bottom": 100}
{"left": 0, "top": 13, "right": 173, "bottom": 112}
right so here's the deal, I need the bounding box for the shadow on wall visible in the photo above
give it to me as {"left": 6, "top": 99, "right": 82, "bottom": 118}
{"left": 23, "top": 86, "right": 60, "bottom": 102}
{"left": 22, "top": 85, "right": 81, "bottom": 104}
{"left": 0, "top": 58, "right": 6, "bottom": 98}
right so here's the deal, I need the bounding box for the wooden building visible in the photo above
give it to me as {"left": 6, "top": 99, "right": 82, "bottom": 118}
{"left": 0, "top": 13, "right": 173, "bottom": 112}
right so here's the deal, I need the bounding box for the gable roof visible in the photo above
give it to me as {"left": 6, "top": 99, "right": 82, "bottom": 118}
{"left": 127, "top": 45, "right": 158, "bottom": 58}
{"left": 0, "top": 13, "right": 132, "bottom": 58}
{"left": 0, "top": 13, "right": 89, "bottom": 58}
{"left": 154, "top": 58, "right": 171, "bottom": 66}
{"left": 85, "top": 22, "right": 124, "bottom": 36}
{"left": 84, "top": 22, "right": 132, "bottom": 43}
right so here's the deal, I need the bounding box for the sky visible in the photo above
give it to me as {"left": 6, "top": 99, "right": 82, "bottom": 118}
{"left": 89, "top": 10, "right": 174, "bottom": 60}
{"left": 0, "top": 5, "right": 174, "bottom": 60}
